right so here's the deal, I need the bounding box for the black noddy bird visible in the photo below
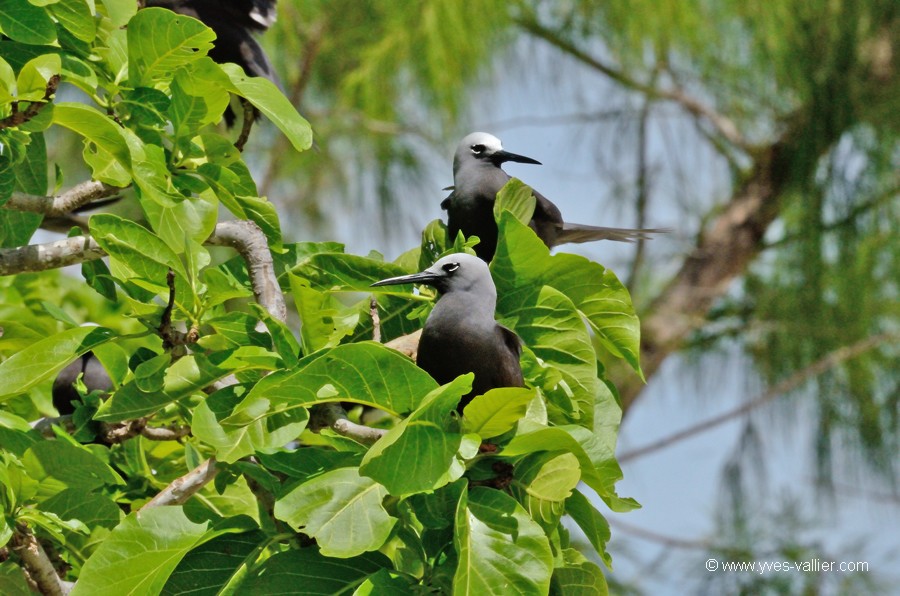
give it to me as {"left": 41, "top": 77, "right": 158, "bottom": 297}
{"left": 441, "top": 132, "right": 667, "bottom": 261}
{"left": 146, "top": 0, "right": 279, "bottom": 124}
{"left": 52, "top": 351, "right": 113, "bottom": 416}
{"left": 372, "top": 253, "right": 524, "bottom": 409}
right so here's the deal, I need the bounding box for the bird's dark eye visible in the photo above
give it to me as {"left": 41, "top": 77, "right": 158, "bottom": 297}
{"left": 471, "top": 144, "right": 486, "bottom": 154}
{"left": 442, "top": 262, "right": 460, "bottom": 273}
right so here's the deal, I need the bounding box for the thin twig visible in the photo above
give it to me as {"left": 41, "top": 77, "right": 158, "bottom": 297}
{"left": 370, "top": 297, "right": 381, "bottom": 343}
{"left": 233, "top": 99, "right": 256, "bottom": 152}
{"left": 0, "top": 75, "right": 60, "bottom": 130}
{"left": 308, "top": 403, "right": 387, "bottom": 445}
{"left": 618, "top": 333, "right": 899, "bottom": 463}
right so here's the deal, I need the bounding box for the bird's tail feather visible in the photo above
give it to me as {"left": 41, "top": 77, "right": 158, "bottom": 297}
{"left": 556, "top": 223, "right": 669, "bottom": 245}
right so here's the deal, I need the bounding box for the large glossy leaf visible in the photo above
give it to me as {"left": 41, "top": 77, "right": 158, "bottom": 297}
{"left": 243, "top": 548, "right": 392, "bottom": 594}
{"left": 71, "top": 507, "right": 210, "bottom": 596}
{"left": 23, "top": 441, "right": 122, "bottom": 500}
{"left": 192, "top": 387, "right": 309, "bottom": 464}
{"left": 274, "top": 467, "right": 395, "bottom": 558}
{"left": 220, "top": 63, "right": 312, "bottom": 152}
{"left": 510, "top": 451, "right": 580, "bottom": 529}
{"left": 95, "top": 349, "right": 275, "bottom": 422}
{"left": 565, "top": 489, "right": 612, "bottom": 569}
{"left": 463, "top": 387, "right": 536, "bottom": 439}
{"left": 0, "top": 325, "right": 115, "bottom": 401}
{"left": 360, "top": 376, "right": 472, "bottom": 495}
{"left": 453, "top": 486, "right": 553, "bottom": 595}
{"left": 0, "top": 0, "right": 56, "bottom": 44}
{"left": 50, "top": 0, "right": 97, "bottom": 43}
{"left": 127, "top": 8, "right": 215, "bottom": 87}
{"left": 550, "top": 549, "right": 609, "bottom": 596}
{"left": 244, "top": 342, "right": 437, "bottom": 416}
{"left": 492, "top": 211, "right": 643, "bottom": 377}
{"left": 162, "top": 530, "right": 267, "bottom": 596}
{"left": 52, "top": 103, "right": 133, "bottom": 185}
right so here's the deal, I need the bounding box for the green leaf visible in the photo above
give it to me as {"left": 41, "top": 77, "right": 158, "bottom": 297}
{"left": 96, "top": 350, "right": 270, "bottom": 421}
{"left": 71, "top": 507, "right": 210, "bottom": 596}
{"left": 565, "top": 490, "right": 612, "bottom": 569}
{"left": 16, "top": 53, "right": 61, "bottom": 100}
{"left": 52, "top": 103, "right": 132, "bottom": 185}
{"left": 243, "top": 548, "right": 391, "bottom": 594}
{"left": 162, "top": 530, "right": 267, "bottom": 596}
{"left": 98, "top": 0, "right": 135, "bottom": 27}
{"left": 219, "top": 63, "right": 313, "bottom": 152}
{"left": 463, "top": 387, "right": 536, "bottom": 438}
{"left": 360, "top": 376, "right": 471, "bottom": 495}
{"left": 23, "top": 441, "right": 122, "bottom": 499}
{"left": 494, "top": 178, "right": 537, "bottom": 225}
{"left": 453, "top": 486, "right": 553, "bottom": 595}
{"left": 127, "top": 8, "right": 216, "bottom": 87}
{"left": 0, "top": 0, "right": 56, "bottom": 44}
{"left": 274, "top": 467, "right": 396, "bottom": 558}
{"left": 50, "top": 0, "right": 97, "bottom": 43}
{"left": 493, "top": 212, "right": 643, "bottom": 377}
{"left": 191, "top": 388, "right": 309, "bottom": 464}
{"left": 41, "top": 488, "right": 122, "bottom": 531}
{"left": 0, "top": 563, "right": 31, "bottom": 596}
{"left": 550, "top": 549, "right": 608, "bottom": 596}
{"left": 89, "top": 213, "right": 197, "bottom": 312}
{"left": 245, "top": 342, "right": 437, "bottom": 416}
{"left": 0, "top": 325, "right": 115, "bottom": 401}
{"left": 510, "top": 451, "right": 580, "bottom": 529}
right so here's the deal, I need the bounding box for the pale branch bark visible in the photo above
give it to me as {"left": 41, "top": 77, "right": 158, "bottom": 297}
{"left": 370, "top": 297, "right": 381, "bottom": 343}
{"left": 384, "top": 328, "right": 422, "bottom": 360}
{"left": 11, "top": 527, "right": 69, "bottom": 596}
{"left": 5, "top": 181, "right": 120, "bottom": 217}
{"left": 139, "top": 457, "right": 219, "bottom": 511}
{"left": 31, "top": 415, "right": 190, "bottom": 443}
{"left": 0, "top": 235, "right": 106, "bottom": 276}
{"left": 206, "top": 220, "right": 287, "bottom": 323}
{"left": 618, "top": 332, "right": 898, "bottom": 463}
{"left": 308, "top": 403, "right": 387, "bottom": 445}
{"left": 515, "top": 18, "right": 748, "bottom": 148}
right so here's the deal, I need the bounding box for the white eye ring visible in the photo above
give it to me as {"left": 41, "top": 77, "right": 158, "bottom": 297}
{"left": 442, "top": 262, "right": 460, "bottom": 273}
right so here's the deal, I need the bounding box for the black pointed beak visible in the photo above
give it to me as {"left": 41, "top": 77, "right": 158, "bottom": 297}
{"left": 491, "top": 150, "right": 542, "bottom": 166}
{"left": 371, "top": 270, "right": 442, "bottom": 288}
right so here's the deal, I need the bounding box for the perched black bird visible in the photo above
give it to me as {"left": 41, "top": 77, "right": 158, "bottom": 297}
{"left": 372, "top": 253, "right": 524, "bottom": 409}
{"left": 146, "top": 0, "right": 279, "bottom": 124}
{"left": 442, "top": 132, "right": 667, "bottom": 261}
{"left": 52, "top": 351, "right": 113, "bottom": 415}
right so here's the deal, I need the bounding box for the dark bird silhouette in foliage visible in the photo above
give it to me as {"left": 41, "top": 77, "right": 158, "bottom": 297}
{"left": 442, "top": 132, "right": 668, "bottom": 261}
{"left": 52, "top": 351, "right": 113, "bottom": 416}
{"left": 146, "top": 0, "right": 279, "bottom": 124}
{"left": 373, "top": 253, "right": 523, "bottom": 409}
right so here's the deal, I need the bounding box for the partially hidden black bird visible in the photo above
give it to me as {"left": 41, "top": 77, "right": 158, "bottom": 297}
{"left": 372, "top": 253, "right": 524, "bottom": 409}
{"left": 52, "top": 351, "right": 113, "bottom": 416}
{"left": 146, "top": 0, "right": 279, "bottom": 124}
{"left": 442, "top": 132, "right": 667, "bottom": 261}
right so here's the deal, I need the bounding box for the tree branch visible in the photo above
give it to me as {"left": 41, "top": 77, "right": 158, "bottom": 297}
{"left": 205, "top": 220, "right": 286, "bottom": 323}
{"left": 515, "top": 17, "right": 748, "bottom": 148}
{"left": 5, "top": 181, "right": 120, "bottom": 217}
{"left": 11, "top": 526, "right": 70, "bottom": 596}
{"left": 0, "top": 75, "right": 60, "bottom": 130}
{"left": 0, "top": 235, "right": 106, "bottom": 276}
{"left": 308, "top": 403, "right": 387, "bottom": 445}
{"left": 618, "top": 332, "right": 898, "bottom": 463}
{"left": 138, "top": 457, "right": 219, "bottom": 511}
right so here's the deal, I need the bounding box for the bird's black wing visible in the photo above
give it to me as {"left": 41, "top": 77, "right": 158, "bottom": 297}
{"left": 528, "top": 188, "right": 565, "bottom": 248}
{"left": 493, "top": 325, "right": 525, "bottom": 388}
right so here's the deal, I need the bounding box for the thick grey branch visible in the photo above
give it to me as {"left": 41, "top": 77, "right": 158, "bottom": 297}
{"left": 6, "top": 181, "right": 120, "bottom": 217}
{"left": 205, "top": 220, "right": 286, "bottom": 323}
{"left": 0, "top": 235, "right": 105, "bottom": 276}
{"left": 11, "top": 527, "right": 69, "bottom": 596}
